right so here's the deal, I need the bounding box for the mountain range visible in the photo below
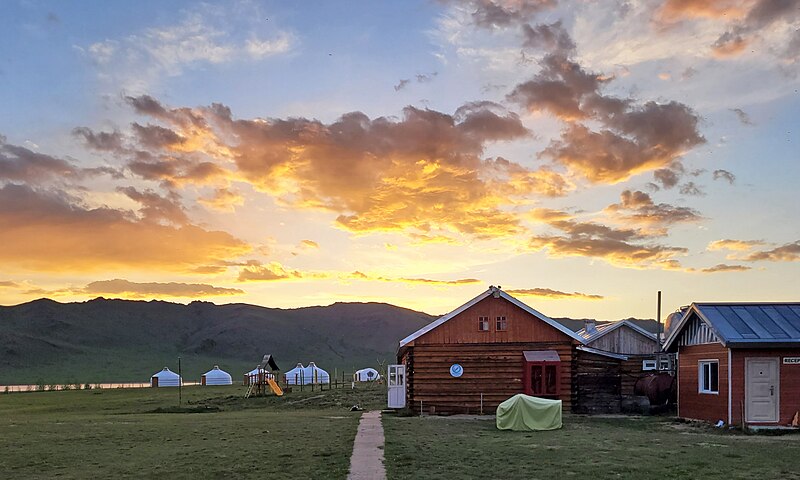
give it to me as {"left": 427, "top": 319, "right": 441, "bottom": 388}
{"left": 0, "top": 298, "right": 657, "bottom": 385}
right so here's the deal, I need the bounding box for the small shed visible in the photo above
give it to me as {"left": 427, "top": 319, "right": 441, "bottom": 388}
{"left": 201, "top": 365, "right": 233, "bottom": 386}
{"left": 150, "top": 367, "right": 181, "bottom": 387}
{"left": 664, "top": 302, "right": 800, "bottom": 426}
{"left": 578, "top": 320, "right": 658, "bottom": 355}
{"left": 354, "top": 368, "right": 381, "bottom": 382}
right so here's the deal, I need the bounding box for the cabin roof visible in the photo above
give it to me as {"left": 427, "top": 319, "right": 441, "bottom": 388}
{"left": 663, "top": 303, "right": 800, "bottom": 351}
{"left": 398, "top": 286, "right": 587, "bottom": 348}
{"left": 577, "top": 319, "right": 657, "bottom": 343}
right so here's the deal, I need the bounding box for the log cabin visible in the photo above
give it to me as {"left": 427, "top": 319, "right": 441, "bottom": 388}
{"left": 397, "top": 285, "right": 635, "bottom": 414}
{"left": 663, "top": 303, "right": 800, "bottom": 426}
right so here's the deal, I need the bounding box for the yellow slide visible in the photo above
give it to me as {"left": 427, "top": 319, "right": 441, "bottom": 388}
{"left": 267, "top": 377, "right": 284, "bottom": 396}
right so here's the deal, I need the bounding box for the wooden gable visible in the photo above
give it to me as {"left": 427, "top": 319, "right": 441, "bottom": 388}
{"left": 588, "top": 324, "right": 657, "bottom": 354}
{"left": 412, "top": 295, "right": 575, "bottom": 345}
{"left": 675, "top": 312, "right": 720, "bottom": 347}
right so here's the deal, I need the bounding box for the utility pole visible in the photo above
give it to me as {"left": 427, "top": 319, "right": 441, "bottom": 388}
{"left": 656, "top": 291, "right": 662, "bottom": 370}
{"left": 178, "top": 356, "right": 182, "bottom": 407}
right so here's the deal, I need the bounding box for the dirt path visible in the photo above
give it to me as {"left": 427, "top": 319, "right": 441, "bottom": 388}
{"left": 347, "top": 410, "right": 386, "bottom": 480}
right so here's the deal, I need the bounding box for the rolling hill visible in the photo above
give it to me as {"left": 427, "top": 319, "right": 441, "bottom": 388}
{"left": 0, "top": 298, "right": 435, "bottom": 384}
{"left": 0, "top": 297, "right": 659, "bottom": 385}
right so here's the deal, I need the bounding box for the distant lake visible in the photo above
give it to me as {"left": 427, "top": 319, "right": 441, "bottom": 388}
{"left": 1, "top": 382, "right": 202, "bottom": 393}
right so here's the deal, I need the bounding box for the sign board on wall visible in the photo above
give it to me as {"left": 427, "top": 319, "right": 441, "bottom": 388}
{"left": 449, "top": 364, "right": 463, "bottom": 377}
{"left": 783, "top": 357, "right": 800, "bottom": 365}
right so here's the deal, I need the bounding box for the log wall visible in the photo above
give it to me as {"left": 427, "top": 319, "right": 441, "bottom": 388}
{"left": 405, "top": 342, "right": 574, "bottom": 415}
{"left": 574, "top": 350, "right": 622, "bottom": 414}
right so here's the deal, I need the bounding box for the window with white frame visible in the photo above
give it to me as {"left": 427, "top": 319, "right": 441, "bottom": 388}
{"left": 496, "top": 316, "right": 507, "bottom": 331}
{"left": 642, "top": 359, "right": 657, "bottom": 371}
{"left": 699, "top": 360, "right": 719, "bottom": 394}
{"left": 478, "top": 316, "right": 489, "bottom": 331}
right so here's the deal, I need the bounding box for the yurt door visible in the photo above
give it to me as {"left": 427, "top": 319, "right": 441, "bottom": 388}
{"left": 387, "top": 364, "right": 406, "bottom": 408}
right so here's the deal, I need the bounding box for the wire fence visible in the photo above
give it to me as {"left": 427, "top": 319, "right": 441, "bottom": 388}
{"left": 1, "top": 381, "right": 202, "bottom": 394}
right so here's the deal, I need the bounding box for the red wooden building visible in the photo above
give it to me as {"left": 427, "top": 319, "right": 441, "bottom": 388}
{"left": 664, "top": 303, "right": 800, "bottom": 426}
{"left": 397, "top": 286, "right": 616, "bottom": 414}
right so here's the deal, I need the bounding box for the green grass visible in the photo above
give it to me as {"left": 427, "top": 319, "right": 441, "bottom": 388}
{"left": 383, "top": 414, "right": 800, "bottom": 480}
{"left": 0, "top": 383, "right": 386, "bottom": 479}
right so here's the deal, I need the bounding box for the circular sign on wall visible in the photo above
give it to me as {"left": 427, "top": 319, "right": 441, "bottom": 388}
{"left": 449, "top": 364, "right": 463, "bottom": 378}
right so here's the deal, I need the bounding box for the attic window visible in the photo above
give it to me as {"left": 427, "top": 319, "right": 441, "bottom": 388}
{"left": 478, "top": 316, "right": 489, "bottom": 331}
{"left": 496, "top": 316, "right": 507, "bottom": 331}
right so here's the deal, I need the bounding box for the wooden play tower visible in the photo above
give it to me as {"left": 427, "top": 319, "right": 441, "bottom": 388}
{"left": 245, "top": 354, "right": 284, "bottom": 398}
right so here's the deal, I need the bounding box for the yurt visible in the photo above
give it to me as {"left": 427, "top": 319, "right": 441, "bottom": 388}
{"left": 285, "top": 362, "right": 330, "bottom": 385}
{"left": 285, "top": 363, "right": 307, "bottom": 385}
{"left": 354, "top": 368, "right": 381, "bottom": 382}
{"left": 201, "top": 365, "right": 232, "bottom": 386}
{"left": 150, "top": 367, "right": 181, "bottom": 387}
{"left": 306, "top": 362, "right": 330, "bottom": 384}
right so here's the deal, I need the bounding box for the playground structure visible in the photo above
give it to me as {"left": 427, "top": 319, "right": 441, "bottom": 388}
{"left": 245, "top": 354, "right": 284, "bottom": 398}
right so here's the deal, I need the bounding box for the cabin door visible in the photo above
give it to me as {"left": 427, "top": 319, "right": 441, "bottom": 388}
{"left": 745, "top": 358, "right": 779, "bottom": 423}
{"left": 387, "top": 364, "right": 406, "bottom": 408}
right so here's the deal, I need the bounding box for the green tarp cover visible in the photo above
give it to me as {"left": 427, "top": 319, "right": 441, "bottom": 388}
{"left": 496, "top": 394, "right": 562, "bottom": 431}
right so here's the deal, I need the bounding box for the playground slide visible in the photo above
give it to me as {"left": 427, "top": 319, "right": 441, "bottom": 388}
{"left": 267, "top": 377, "right": 284, "bottom": 396}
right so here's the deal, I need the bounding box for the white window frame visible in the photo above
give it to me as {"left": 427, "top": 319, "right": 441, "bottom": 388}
{"left": 478, "top": 316, "right": 489, "bottom": 332}
{"left": 698, "top": 360, "right": 719, "bottom": 394}
{"left": 642, "top": 359, "right": 657, "bottom": 371}
{"left": 659, "top": 358, "right": 671, "bottom": 371}
{"left": 496, "top": 316, "right": 507, "bottom": 331}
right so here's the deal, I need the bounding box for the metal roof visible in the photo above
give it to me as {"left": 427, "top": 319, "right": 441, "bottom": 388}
{"left": 523, "top": 350, "right": 561, "bottom": 362}
{"left": 577, "top": 319, "right": 657, "bottom": 343}
{"left": 663, "top": 303, "right": 800, "bottom": 350}
{"left": 398, "top": 286, "right": 586, "bottom": 348}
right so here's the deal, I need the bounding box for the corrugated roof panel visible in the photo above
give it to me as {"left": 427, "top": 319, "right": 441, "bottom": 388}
{"left": 700, "top": 307, "right": 739, "bottom": 340}
{"left": 716, "top": 306, "right": 758, "bottom": 338}
{"left": 730, "top": 306, "right": 772, "bottom": 339}
{"left": 745, "top": 307, "right": 789, "bottom": 338}
{"left": 762, "top": 307, "right": 800, "bottom": 338}
{"left": 775, "top": 305, "right": 800, "bottom": 328}
{"left": 790, "top": 305, "right": 800, "bottom": 318}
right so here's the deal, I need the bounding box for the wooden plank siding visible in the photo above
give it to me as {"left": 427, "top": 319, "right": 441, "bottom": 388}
{"left": 405, "top": 342, "right": 575, "bottom": 415}
{"left": 410, "top": 296, "right": 570, "bottom": 345}
{"left": 730, "top": 348, "right": 800, "bottom": 425}
{"left": 574, "top": 350, "right": 621, "bottom": 413}
{"left": 677, "top": 343, "right": 729, "bottom": 423}
{"left": 588, "top": 326, "right": 657, "bottom": 355}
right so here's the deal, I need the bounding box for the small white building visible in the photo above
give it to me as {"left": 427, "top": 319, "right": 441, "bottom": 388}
{"left": 285, "top": 362, "right": 330, "bottom": 385}
{"left": 201, "top": 365, "right": 233, "bottom": 386}
{"left": 354, "top": 368, "right": 381, "bottom": 382}
{"left": 150, "top": 367, "right": 181, "bottom": 387}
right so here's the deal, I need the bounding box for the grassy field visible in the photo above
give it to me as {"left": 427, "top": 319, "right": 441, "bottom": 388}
{"left": 0, "top": 383, "right": 385, "bottom": 479}
{"left": 384, "top": 414, "right": 800, "bottom": 480}
{"left": 5, "top": 385, "right": 800, "bottom": 479}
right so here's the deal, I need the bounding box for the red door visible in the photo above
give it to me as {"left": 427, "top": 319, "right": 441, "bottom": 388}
{"left": 523, "top": 350, "right": 561, "bottom": 399}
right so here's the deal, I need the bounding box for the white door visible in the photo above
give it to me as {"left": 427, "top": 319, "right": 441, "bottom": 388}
{"left": 745, "top": 358, "right": 779, "bottom": 423}
{"left": 387, "top": 364, "right": 406, "bottom": 408}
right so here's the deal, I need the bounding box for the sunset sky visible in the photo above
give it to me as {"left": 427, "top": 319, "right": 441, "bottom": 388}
{"left": 1, "top": 0, "right": 798, "bottom": 319}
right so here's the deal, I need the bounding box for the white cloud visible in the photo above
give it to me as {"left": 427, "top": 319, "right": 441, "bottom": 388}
{"left": 81, "top": 7, "right": 295, "bottom": 91}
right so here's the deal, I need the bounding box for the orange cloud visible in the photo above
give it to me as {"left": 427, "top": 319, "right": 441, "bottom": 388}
{"left": 0, "top": 184, "right": 251, "bottom": 272}
{"left": 527, "top": 217, "right": 688, "bottom": 269}
{"left": 605, "top": 189, "right": 703, "bottom": 234}
{"left": 198, "top": 188, "right": 245, "bottom": 212}
{"left": 505, "top": 287, "right": 603, "bottom": 300}
{"left": 698, "top": 264, "right": 751, "bottom": 273}
{"left": 120, "top": 95, "right": 569, "bottom": 239}
{"left": 81, "top": 279, "right": 244, "bottom": 298}
{"left": 508, "top": 25, "right": 704, "bottom": 185}
{"left": 707, "top": 239, "right": 765, "bottom": 251}
{"left": 745, "top": 241, "right": 800, "bottom": 262}
{"left": 656, "top": 0, "right": 753, "bottom": 22}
